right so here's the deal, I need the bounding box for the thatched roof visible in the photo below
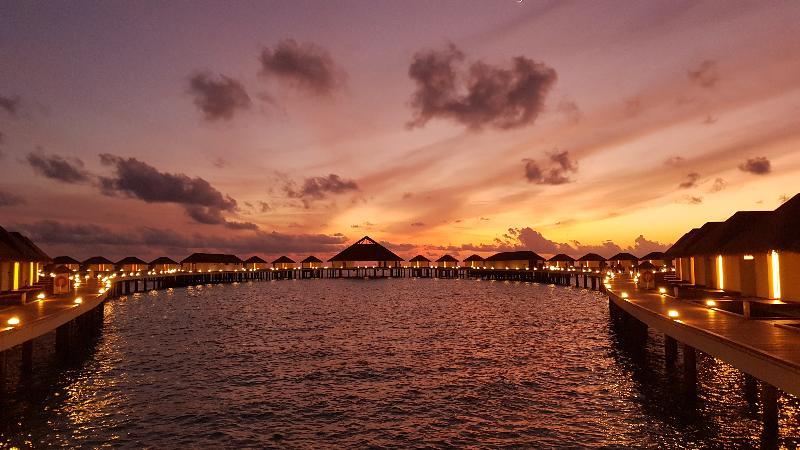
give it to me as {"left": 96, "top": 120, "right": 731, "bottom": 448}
{"left": 150, "top": 256, "right": 179, "bottom": 265}
{"left": 244, "top": 256, "right": 267, "bottom": 264}
{"left": 663, "top": 228, "right": 700, "bottom": 258}
{"left": 640, "top": 251, "right": 666, "bottom": 260}
{"left": 577, "top": 253, "right": 606, "bottom": 262}
{"left": 436, "top": 254, "right": 458, "bottom": 262}
{"left": 409, "top": 255, "right": 431, "bottom": 262}
{"left": 328, "top": 236, "right": 403, "bottom": 262}
{"left": 548, "top": 253, "right": 575, "bottom": 262}
{"left": 672, "top": 222, "right": 724, "bottom": 257}
{"left": 486, "top": 251, "right": 544, "bottom": 262}
{"left": 638, "top": 261, "right": 658, "bottom": 270}
{"left": 117, "top": 256, "right": 147, "bottom": 265}
{"left": 272, "top": 256, "right": 295, "bottom": 264}
{"left": 609, "top": 252, "right": 638, "bottom": 261}
{"left": 0, "top": 227, "right": 50, "bottom": 261}
{"left": 301, "top": 256, "right": 323, "bottom": 263}
{"left": 181, "top": 253, "right": 242, "bottom": 264}
{"left": 54, "top": 256, "right": 80, "bottom": 265}
{"left": 721, "top": 194, "right": 800, "bottom": 253}
{"left": 687, "top": 211, "right": 770, "bottom": 255}
{"left": 9, "top": 232, "right": 50, "bottom": 261}
{"left": 463, "top": 254, "right": 484, "bottom": 262}
{"left": 83, "top": 256, "right": 114, "bottom": 265}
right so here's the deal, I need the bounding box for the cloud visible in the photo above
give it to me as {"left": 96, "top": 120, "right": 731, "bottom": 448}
{"left": 258, "top": 39, "right": 344, "bottom": 96}
{"left": 682, "top": 195, "right": 703, "bottom": 204}
{"left": 709, "top": 177, "right": 727, "bottom": 193}
{"left": 556, "top": 99, "right": 582, "bottom": 124}
{"left": 258, "top": 201, "right": 271, "bottom": 213}
{"left": 678, "top": 172, "right": 700, "bottom": 189}
{"left": 187, "top": 72, "right": 251, "bottom": 121}
{"left": 0, "top": 94, "right": 20, "bottom": 116}
{"left": 26, "top": 151, "right": 91, "bottom": 183}
{"left": 687, "top": 60, "right": 719, "bottom": 88}
{"left": 0, "top": 190, "right": 25, "bottom": 207}
{"left": 664, "top": 156, "right": 685, "bottom": 166}
{"left": 98, "top": 154, "right": 254, "bottom": 229}
{"left": 284, "top": 173, "right": 359, "bottom": 207}
{"left": 523, "top": 150, "right": 578, "bottom": 185}
{"left": 738, "top": 156, "right": 771, "bottom": 175}
{"left": 410, "top": 222, "right": 425, "bottom": 227}
{"left": 624, "top": 97, "right": 643, "bottom": 118}
{"left": 407, "top": 43, "right": 557, "bottom": 130}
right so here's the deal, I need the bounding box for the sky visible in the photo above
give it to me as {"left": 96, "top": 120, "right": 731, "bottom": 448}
{"left": 1, "top": 0, "right": 799, "bottom": 261}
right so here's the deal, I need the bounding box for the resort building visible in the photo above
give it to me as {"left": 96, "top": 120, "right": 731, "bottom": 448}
{"left": 409, "top": 255, "right": 431, "bottom": 268}
{"left": 150, "top": 257, "right": 181, "bottom": 273}
{"left": 180, "top": 253, "right": 243, "bottom": 272}
{"left": 272, "top": 256, "right": 295, "bottom": 270}
{"left": 82, "top": 256, "right": 115, "bottom": 273}
{"left": 639, "top": 251, "right": 670, "bottom": 268}
{"left": 576, "top": 253, "right": 606, "bottom": 269}
{"left": 244, "top": 256, "right": 269, "bottom": 270}
{"left": 484, "top": 251, "right": 545, "bottom": 270}
{"left": 328, "top": 236, "right": 403, "bottom": 268}
{"left": 435, "top": 255, "right": 458, "bottom": 268}
{"left": 300, "top": 256, "right": 323, "bottom": 269}
{"left": 463, "top": 254, "right": 484, "bottom": 268}
{"left": 53, "top": 256, "right": 81, "bottom": 272}
{"left": 548, "top": 253, "right": 575, "bottom": 269}
{"left": 117, "top": 257, "right": 148, "bottom": 273}
{"left": 0, "top": 227, "right": 50, "bottom": 293}
{"left": 608, "top": 252, "right": 638, "bottom": 271}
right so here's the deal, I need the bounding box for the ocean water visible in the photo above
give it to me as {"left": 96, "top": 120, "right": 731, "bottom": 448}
{"left": 0, "top": 278, "right": 798, "bottom": 448}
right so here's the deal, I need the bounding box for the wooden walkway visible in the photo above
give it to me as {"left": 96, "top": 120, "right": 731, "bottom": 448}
{"left": 607, "top": 279, "right": 800, "bottom": 397}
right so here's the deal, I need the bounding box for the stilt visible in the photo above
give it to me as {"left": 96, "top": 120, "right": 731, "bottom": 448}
{"left": 761, "top": 382, "right": 779, "bottom": 436}
{"left": 683, "top": 344, "right": 697, "bottom": 394}
{"left": 665, "top": 335, "right": 678, "bottom": 368}
{"left": 0, "top": 350, "right": 6, "bottom": 393}
{"left": 21, "top": 340, "right": 33, "bottom": 374}
{"left": 56, "top": 322, "right": 71, "bottom": 357}
{"left": 744, "top": 373, "right": 758, "bottom": 404}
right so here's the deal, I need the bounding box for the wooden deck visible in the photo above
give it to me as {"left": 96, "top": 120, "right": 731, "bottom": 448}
{"left": 607, "top": 278, "right": 800, "bottom": 397}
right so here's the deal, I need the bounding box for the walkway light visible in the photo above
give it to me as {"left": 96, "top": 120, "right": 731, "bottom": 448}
{"left": 658, "top": 287, "right": 666, "bottom": 295}
{"left": 37, "top": 293, "right": 46, "bottom": 300}
{"left": 7, "top": 316, "right": 20, "bottom": 326}
{"left": 620, "top": 292, "right": 629, "bottom": 299}
{"left": 74, "top": 297, "right": 83, "bottom": 305}
{"left": 705, "top": 299, "right": 717, "bottom": 307}
{"left": 667, "top": 310, "right": 679, "bottom": 318}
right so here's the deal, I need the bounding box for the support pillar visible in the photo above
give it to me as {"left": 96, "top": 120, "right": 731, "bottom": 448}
{"left": 665, "top": 335, "right": 678, "bottom": 368}
{"left": 0, "top": 350, "right": 6, "bottom": 393}
{"left": 761, "top": 382, "right": 779, "bottom": 437}
{"left": 56, "top": 322, "right": 71, "bottom": 357}
{"left": 683, "top": 344, "right": 697, "bottom": 394}
{"left": 21, "top": 340, "right": 33, "bottom": 375}
{"left": 744, "top": 373, "right": 758, "bottom": 404}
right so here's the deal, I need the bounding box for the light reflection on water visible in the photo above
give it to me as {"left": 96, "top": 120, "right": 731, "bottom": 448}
{"left": 0, "top": 278, "right": 798, "bottom": 447}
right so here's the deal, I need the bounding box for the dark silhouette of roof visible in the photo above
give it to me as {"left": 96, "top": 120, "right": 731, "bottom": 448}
{"left": 328, "top": 236, "right": 403, "bottom": 262}
{"left": 548, "top": 253, "right": 575, "bottom": 262}
{"left": 83, "top": 256, "right": 114, "bottom": 265}
{"left": 410, "top": 255, "right": 431, "bottom": 262}
{"left": 577, "top": 253, "right": 606, "bottom": 262}
{"left": 0, "top": 227, "right": 50, "bottom": 261}
{"left": 671, "top": 222, "right": 724, "bottom": 257}
{"left": 117, "top": 257, "right": 147, "bottom": 265}
{"left": 486, "top": 251, "right": 544, "bottom": 261}
{"left": 150, "top": 256, "right": 179, "bottom": 265}
{"left": 180, "top": 253, "right": 243, "bottom": 264}
{"left": 664, "top": 228, "right": 701, "bottom": 258}
{"left": 9, "top": 232, "right": 50, "bottom": 261}
{"left": 244, "top": 256, "right": 267, "bottom": 264}
{"left": 54, "top": 256, "right": 81, "bottom": 265}
{"left": 721, "top": 194, "right": 800, "bottom": 253}
{"left": 640, "top": 251, "right": 666, "bottom": 260}
{"left": 463, "top": 254, "right": 484, "bottom": 262}
{"left": 638, "top": 261, "right": 658, "bottom": 270}
{"left": 436, "top": 254, "right": 458, "bottom": 262}
{"left": 272, "top": 256, "right": 295, "bottom": 264}
{"left": 609, "top": 252, "right": 638, "bottom": 261}
{"left": 301, "top": 256, "right": 323, "bottom": 263}
{"left": 687, "top": 211, "right": 771, "bottom": 255}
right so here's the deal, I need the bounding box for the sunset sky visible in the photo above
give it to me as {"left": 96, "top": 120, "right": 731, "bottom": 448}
{"left": 1, "top": 0, "right": 799, "bottom": 261}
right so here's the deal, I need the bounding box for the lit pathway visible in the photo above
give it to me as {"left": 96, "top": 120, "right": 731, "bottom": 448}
{"left": 607, "top": 279, "right": 800, "bottom": 397}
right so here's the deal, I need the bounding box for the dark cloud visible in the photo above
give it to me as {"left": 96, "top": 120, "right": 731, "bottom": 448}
{"left": 0, "top": 190, "right": 25, "bottom": 207}
{"left": 664, "top": 156, "right": 685, "bottom": 166}
{"left": 687, "top": 60, "right": 719, "bottom": 88}
{"left": 0, "top": 94, "right": 21, "bottom": 116}
{"left": 678, "top": 172, "right": 700, "bottom": 189}
{"left": 284, "top": 174, "right": 359, "bottom": 207}
{"left": 702, "top": 114, "right": 718, "bottom": 125}
{"left": 738, "top": 156, "right": 771, "bottom": 175}
{"left": 523, "top": 150, "right": 578, "bottom": 185}
{"left": 410, "top": 222, "right": 425, "bottom": 227}
{"left": 407, "top": 43, "right": 557, "bottom": 130}
{"left": 258, "top": 201, "right": 271, "bottom": 213}
{"left": 15, "top": 220, "right": 347, "bottom": 260}
{"left": 98, "top": 154, "right": 254, "bottom": 229}
{"left": 187, "top": 72, "right": 251, "bottom": 121}
{"left": 26, "top": 151, "right": 91, "bottom": 183}
{"left": 259, "top": 39, "right": 344, "bottom": 96}
{"left": 683, "top": 195, "right": 703, "bottom": 204}
{"left": 556, "top": 99, "right": 582, "bottom": 124}
{"left": 402, "top": 192, "right": 413, "bottom": 200}
{"left": 709, "top": 177, "right": 727, "bottom": 193}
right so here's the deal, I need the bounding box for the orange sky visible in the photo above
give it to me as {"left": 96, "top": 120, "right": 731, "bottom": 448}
{"left": 1, "top": 1, "right": 799, "bottom": 260}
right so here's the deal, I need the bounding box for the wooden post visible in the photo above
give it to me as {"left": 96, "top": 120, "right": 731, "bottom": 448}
{"left": 743, "top": 373, "right": 758, "bottom": 404}
{"left": 665, "top": 335, "right": 678, "bottom": 368}
{"left": 761, "top": 382, "right": 779, "bottom": 436}
{"left": 684, "top": 344, "right": 697, "bottom": 393}
{"left": 743, "top": 301, "right": 751, "bottom": 319}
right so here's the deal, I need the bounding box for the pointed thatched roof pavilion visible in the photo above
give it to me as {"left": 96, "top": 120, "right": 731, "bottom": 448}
{"left": 328, "top": 236, "right": 403, "bottom": 268}
{"left": 180, "top": 253, "right": 243, "bottom": 272}
{"left": 300, "top": 256, "right": 323, "bottom": 268}
{"left": 485, "top": 250, "right": 544, "bottom": 270}
{"left": 548, "top": 253, "right": 575, "bottom": 268}
{"left": 0, "top": 227, "right": 49, "bottom": 292}
{"left": 409, "top": 255, "right": 431, "bottom": 267}
{"left": 150, "top": 256, "right": 179, "bottom": 265}
{"left": 272, "top": 256, "right": 296, "bottom": 269}
{"left": 244, "top": 256, "right": 269, "bottom": 270}
{"left": 463, "top": 254, "right": 484, "bottom": 268}
{"left": 150, "top": 256, "right": 181, "bottom": 273}
{"left": 435, "top": 254, "right": 458, "bottom": 268}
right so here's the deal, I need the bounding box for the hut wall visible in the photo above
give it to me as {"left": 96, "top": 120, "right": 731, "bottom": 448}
{"left": 333, "top": 261, "right": 399, "bottom": 268}
{"left": 247, "top": 263, "right": 268, "bottom": 270}
{"left": 274, "top": 263, "right": 294, "bottom": 270}
{"left": 0, "top": 261, "right": 12, "bottom": 291}
{"left": 485, "top": 259, "right": 530, "bottom": 270}
{"left": 301, "top": 262, "right": 322, "bottom": 269}
{"left": 721, "top": 255, "right": 743, "bottom": 293}
{"left": 780, "top": 251, "right": 800, "bottom": 301}
{"left": 121, "top": 263, "right": 147, "bottom": 273}
{"left": 88, "top": 263, "right": 113, "bottom": 272}
{"left": 552, "top": 261, "right": 573, "bottom": 268}
{"left": 467, "top": 261, "right": 483, "bottom": 268}
{"left": 754, "top": 253, "right": 771, "bottom": 299}
{"left": 578, "top": 260, "right": 602, "bottom": 269}
{"left": 693, "top": 256, "right": 708, "bottom": 287}
{"left": 435, "top": 261, "right": 456, "bottom": 268}
{"left": 153, "top": 264, "right": 181, "bottom": 273}
{"left": 411, "top": 261, "right": 430, "bottom": 268}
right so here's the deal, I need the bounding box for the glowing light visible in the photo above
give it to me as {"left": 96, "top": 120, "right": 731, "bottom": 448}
{"left": 705, "top": 299, "right": 717, "bottom": 307}
{"left": 74, "top": 297, "right": 83, "bottom": 305}
{"left": 667, "top": 310, "right": 679, "bottom": 318}
{"left": 37, "top": 293, "right": 46, "bottom": 300}
{"left": 658, "top": 287, "right": 666, "bottom": 295}
{"left": 7, "top": 316, "right": 20, "bottom": 326}
{"left": 770, "top": 250, "right": 781, "bottom": 299}
{"left": 620, "top": 292, "right": 629, "bottom": 299}
{"left": 716, "top": 255, "right": 724, "bottom": 290}
{"left": 743, "top": 254, "right": 754, "bottom": 260}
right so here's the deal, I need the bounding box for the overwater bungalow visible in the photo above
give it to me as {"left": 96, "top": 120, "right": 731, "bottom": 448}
{"left": 608, "top": 252, "right": 638, "bottom": 271}
{"left": 272, "top": 256, "right": 295, "bottom": 270}
{"left": 244, "top": 256, "right": 269, "bottom": 270}
{"left": 300, "top": 256, "right": 323, "bottom": 269}
{"left": 484, "top": 251, "right": 544, "bottom": 270}
{"left": 639, "top": 251, "right": 670, "bottom": 268}
{"left": 180, "top": 253, "right": 243, "bottom": 272}
{"left": 53, "top": 256, "right": 81, "bottom": 272}
{"left": 150, "top": 257, "right": 181, "bottom": 273}
{"left": 548, "top": 253, "right": 575, "bottom": 269}
{"left": 117, "top": 257, "right": 148, "bottom": 273}
{"left": 0, "top": 227, "right": 50, "bottom": 294}
{"left": 435, "top": 254, "right": 458, "bottom": 268}
{"left": 409, "top": 255, "right": 431, "bottom": 268}
{"left": 83, "top": 256, "right": 115, "bottom": 273}
{"left": 666, "top": 222, "right": 723, "bottom": 285}
{"left": 328, "top": 236, "right": 403, "bottom": 268}
{"left": 576, "top": 253, "right": 606, "bottom": 269}
{"left": 463, "top": 254, "right": 484, "bottom": 268}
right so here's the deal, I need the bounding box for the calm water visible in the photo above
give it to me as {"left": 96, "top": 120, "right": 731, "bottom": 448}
{"left": 1, "top": 278, "right": 798, "bottom": 448}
